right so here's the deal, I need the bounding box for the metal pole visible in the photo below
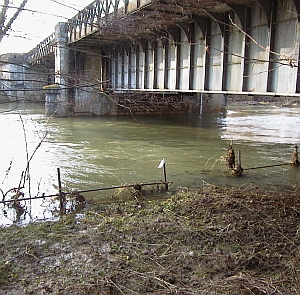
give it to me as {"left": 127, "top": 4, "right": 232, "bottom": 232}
{"left": 57, "top": 168, "right": 62, "bottom": 197}
{"left": 244, "top": 163, "right": 290, "bottom": 170}
{"left": 0, "top": 181, "right": 172, "bottom": 204}
{"left": 163, "top": 163, "right": 168, "bottom": 190}
{"left": 57, "top": 168, "right": 65, "bottom": 212}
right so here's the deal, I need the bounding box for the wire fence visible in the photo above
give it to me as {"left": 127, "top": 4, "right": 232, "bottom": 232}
{"left": 0, "top": 161, "right": 170, "bottom": 205}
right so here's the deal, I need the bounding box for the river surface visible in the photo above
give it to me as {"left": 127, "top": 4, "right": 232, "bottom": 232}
{"left": 0, "top": 102, "right": 299, "bottom": 225}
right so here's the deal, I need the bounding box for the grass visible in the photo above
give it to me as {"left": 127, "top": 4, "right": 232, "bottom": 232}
{"left": 0, "top": 186, "right": 299, "bottom": 294}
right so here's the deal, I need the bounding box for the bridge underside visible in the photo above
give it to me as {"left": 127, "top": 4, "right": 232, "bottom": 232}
{"left": 29, "top": 0, "right": 300, "bottom": 116}
{"left": 70, "top": 0, "right": 258, "bottom": 48}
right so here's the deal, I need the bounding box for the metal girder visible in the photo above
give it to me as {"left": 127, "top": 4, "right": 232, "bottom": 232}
{"left": 166, "top": 27, "right": 181, "bottom": 43}
{"left": 32, "top": 0, "right": 300, "bottom": 65}
{"left": 191, "top": 15, "right": 209, "bottom": 38}
{"left": 67, "top": 0, "right": 257, "bottom": 48}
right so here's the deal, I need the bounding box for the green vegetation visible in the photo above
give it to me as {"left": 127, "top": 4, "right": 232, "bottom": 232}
{"left": 42, "top": 84, "right": 60, "bottom": 90}
{"left": 42, "top": 84, "right": 61, "bottom": 93}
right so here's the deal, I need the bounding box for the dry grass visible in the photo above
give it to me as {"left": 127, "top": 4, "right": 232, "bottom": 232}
{"left": 0, "top": 185, "right": 299, "bottom": 294}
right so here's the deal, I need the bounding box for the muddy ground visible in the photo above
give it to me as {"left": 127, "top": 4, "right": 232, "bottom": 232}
{"left": 0, "top": 184, "right": 299, "bottom": 295}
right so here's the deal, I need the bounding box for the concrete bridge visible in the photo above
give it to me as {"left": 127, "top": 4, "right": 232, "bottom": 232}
{"left": 8, "top": 0, "right": 300, "bottom": 115}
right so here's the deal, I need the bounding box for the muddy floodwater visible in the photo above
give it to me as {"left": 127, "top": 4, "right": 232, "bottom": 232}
{"left": 0, "top": 102, "right": 299, "bottom": 225}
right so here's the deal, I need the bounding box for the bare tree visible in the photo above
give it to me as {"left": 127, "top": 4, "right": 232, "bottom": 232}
{"left": 0, "top": 0, "right": 29, "bottom": 43}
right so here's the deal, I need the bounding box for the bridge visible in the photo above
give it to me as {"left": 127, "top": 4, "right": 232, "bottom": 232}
{"left": 19, "top": 0, "right": 300, "bottom": 115}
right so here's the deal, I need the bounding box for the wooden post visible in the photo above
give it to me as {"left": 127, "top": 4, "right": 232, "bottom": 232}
{"left": 231, "top": 150, "right": 243, "bottom": 176}
{"left": 236, "top": 150, "right": 243, "bottom": 176}
{"left": 57, "top": 168, "right": 65, "bottom": 212}
{"left": 291, "top": 145, "right": 299, "bottom": 167}
{"left": 238, "top": 150, "right": 241, "bottom": 167}
{"left": 158, "top": 159, "right": 168, "bottom": 190}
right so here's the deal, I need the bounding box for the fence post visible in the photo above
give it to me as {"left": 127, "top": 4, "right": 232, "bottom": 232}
{"left": 158, "top": 159, "right": 168, "bottom": 190}
{"left": 163, "top": 162, "right": 168, "bottom": 190}
{"left": 57, "top": 168, "right": 65, "bottom": 212}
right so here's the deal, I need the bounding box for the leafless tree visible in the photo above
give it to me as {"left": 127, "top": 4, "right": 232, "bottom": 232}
{"left": 0, "top": 0, "right": 29, "bottom": 43}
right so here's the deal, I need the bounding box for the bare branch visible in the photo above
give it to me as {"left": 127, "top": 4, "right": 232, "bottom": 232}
{"left": 0, "top": 0, "right": 29, "bottom": 43}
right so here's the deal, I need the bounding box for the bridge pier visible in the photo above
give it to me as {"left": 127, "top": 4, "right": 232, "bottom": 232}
{"left": 200, "top": 94, "right": 227, "bottom": 114}
{"left": 44, "top": 85, "right": 70, "bottom": 117}
{"left": 44, "top": 86, "right": 59, "bottom": 116}
{"left": 89, "top": 92, "right": 116, "bottom": 116}
{"left": 46, "top": 22, "right": 70, "bottom": 117}
{"left": 71, "top": 91, "right": 225, "bottom": 116}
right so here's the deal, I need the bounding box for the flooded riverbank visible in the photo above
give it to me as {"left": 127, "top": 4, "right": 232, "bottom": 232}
{"left": 0, "top": 102, "right": 299, "bottom": 225}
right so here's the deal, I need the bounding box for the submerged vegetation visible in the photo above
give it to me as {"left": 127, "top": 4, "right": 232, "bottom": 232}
{"left": 0, "top": 185, "right": 299, "bottom": 294}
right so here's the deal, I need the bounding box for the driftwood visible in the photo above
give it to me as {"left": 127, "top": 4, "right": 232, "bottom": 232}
{"left": 225, "top": 144, "right": 299, "bottom": 176}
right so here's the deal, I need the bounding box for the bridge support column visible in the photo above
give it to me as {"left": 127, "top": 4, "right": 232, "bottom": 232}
{"left": 43, "top": 85, "right": 67, "bottom": 117}
{"left": 200, "top": 93, "right": 227, "bottom": 114}
{"left": 49, "top": 22, "right": 70, "bottom": 117}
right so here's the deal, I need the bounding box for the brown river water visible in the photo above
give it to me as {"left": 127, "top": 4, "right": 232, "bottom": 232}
{"left": 0, "top": 102, "right": 299, "bottom": 225}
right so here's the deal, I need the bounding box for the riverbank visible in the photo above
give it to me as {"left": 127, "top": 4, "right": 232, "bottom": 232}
{"left": 0, "top": 185, "right": 299, "bottom": 294}
{"left": 227, "top": 94, "right": 300, "bottom": 107}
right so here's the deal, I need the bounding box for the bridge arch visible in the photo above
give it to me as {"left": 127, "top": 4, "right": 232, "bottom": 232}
{"left": 137, "top": 43, "right": 146, "bottom": 89}
{"left": 206, "top": 17, "right": 224, "bottom": 91}
{"left": 155, "top": 38, "right": 165, "bottom": 89}
{"left": 178, "top": 27, "right": 191, "bottom": 90}
{"left": 190, "top": 21, "right": 206, "bottom": 91}
{"left": 165, "top": 32, "right": 177, "bottom": 89}
{"left": 145, "top": 40, "right": 154, "bottom": 89}
{"left": 114, "top": 46, "right": 128, "bottom": 89}
{"left": 292, "top": 0, "right": 300, "bottom": 21}
{"left": 267, "top": 0, "right": 299, "bottom": 93}
{"left": 190, "top": 17, "right": 208, "bottom": 91}
{"left": 129, "top": 44, "right": 137, "bottom": 88}
{"left": 255, "top": 0, "right": 273, "bottom": 27}
{"left": 223, "top": 11, "right": 246, "bottom": 92}
{"left": 242, "top": 2, "right": 269, "bottom": 92}
{"left": 123, "top": 47, "right": 129, "bottom": 89}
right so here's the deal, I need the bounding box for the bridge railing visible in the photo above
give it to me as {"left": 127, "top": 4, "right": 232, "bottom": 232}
{"left": 27, "top": 0, "right": 152, "bottom": 64}
{"left": 66, "top": 0, "right": 153, "bottom": 43}
{"left": 67, "top": 0, "right": 129, "bottom": 43}
{"left": 27, "top": 32, "right": 55, "bottom": 64}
